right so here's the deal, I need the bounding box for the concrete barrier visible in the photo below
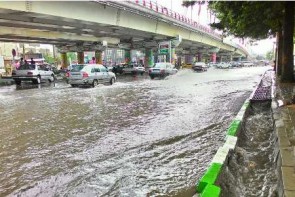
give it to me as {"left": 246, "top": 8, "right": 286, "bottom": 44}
{"left": 196, "top": 163, "right": 222, "bottom": 193}
{"left": 195, "top": 95, "right": 253, "bottom": 196}
{"left": 200, "top": 184, "right": 221, "bottom": 197}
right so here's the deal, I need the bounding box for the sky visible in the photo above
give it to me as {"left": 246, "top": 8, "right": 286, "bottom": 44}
{"left": 156, "top": 0, "right": 274, "bottom": 56}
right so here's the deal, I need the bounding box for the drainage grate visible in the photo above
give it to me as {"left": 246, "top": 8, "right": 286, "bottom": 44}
{"left": 250, "top": 86, "right": 272, "bottom": 101}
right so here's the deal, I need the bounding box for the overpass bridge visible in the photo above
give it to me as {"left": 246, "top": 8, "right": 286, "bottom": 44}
{"left": 0, "top": 0, "right": 249, "bottom": 66}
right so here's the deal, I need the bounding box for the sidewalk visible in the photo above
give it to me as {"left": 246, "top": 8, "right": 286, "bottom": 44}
{"left": 272, "top": 79, "right": 295, "bottom": 197}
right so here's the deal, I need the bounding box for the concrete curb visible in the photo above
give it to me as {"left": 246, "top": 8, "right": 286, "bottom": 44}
{"left": 195, "top": 80, "right": 262, "bottom": 196}
{"left": 195, "top": 98, "right": 251, "bottom": 196}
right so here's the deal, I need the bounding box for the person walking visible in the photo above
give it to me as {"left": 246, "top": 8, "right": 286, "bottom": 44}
{"left": 30, "top": 58, "right": 35, "bottom": 65}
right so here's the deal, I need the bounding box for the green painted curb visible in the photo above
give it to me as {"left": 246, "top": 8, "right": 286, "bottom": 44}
{"left": 226, "top": 120, "right": 241, "bottom": 136}
{"left": 243, "top": 101, "right": 250, "bottom": 108}
{"left": 201, "top": 184, "right": 221, "bottom": 197}
{"left": 196, "top": 163, "right": 222, "bottom": 193}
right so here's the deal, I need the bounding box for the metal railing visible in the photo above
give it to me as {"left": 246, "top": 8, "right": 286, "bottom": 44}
{"left": 129, "top": 0, "right": 221, "bottom": 40}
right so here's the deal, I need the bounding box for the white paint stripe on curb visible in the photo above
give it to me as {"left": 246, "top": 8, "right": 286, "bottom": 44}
{"left": 235, "top": 113, "right": 244, "bottom": 121}
{"left": 224, "top": 135, "right": 238, "bottom": 150}
{"left": 211, "top": 146, "right": 230, "bottom": 165}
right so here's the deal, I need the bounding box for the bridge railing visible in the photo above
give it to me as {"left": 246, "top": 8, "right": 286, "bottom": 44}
{"left": 129, "top": 0, "right": 222, "bottom": 40}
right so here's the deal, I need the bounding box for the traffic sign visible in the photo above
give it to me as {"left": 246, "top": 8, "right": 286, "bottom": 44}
{"left": 159, "top": 41, "right": 170, "bottom": 54}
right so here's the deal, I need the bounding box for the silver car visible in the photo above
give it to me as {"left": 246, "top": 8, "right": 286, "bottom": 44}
{"left": 68, "top": 64, "right": 116, "bottom": 87}
{"left": 148, "top": 62, "right": 178, "bottom": 79}
{"left": 12, "top": 64, "right": 55, "bottom": 85}
{"left": 122, "top": 63, "right": 145, "bottom": 75}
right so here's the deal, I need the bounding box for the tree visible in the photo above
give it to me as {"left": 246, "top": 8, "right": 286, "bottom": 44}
{"left": 183, "top": 1, "right": 294, "bottom": 82}
{"left": 208, "top": 1, "right": 294, "bottom": 82}
{"left": 44, "top": 55, "right": 55, "bottom": 64}
{"left": 67, "top": 52, "right": 77, "bottom": 64}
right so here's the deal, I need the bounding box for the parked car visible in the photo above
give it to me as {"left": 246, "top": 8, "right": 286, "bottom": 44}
{"left": 217, "top": 62, "right": 231, "bottom": 69}
{"left": 122, "top": 63, "right": 145, "bottom": 75}
{"left": 12, "top": 64, "right": 55, "bottom": 85}
{"left": 192, "top": 62, "right": 207, "bottom": 72}
{"left": 67, "top": 64, "right": 116, "bottom": 87}
{"left": 207, "top": 62, "right": 218, "bottom": 68}
{"left": 112, "top": 64, "right": 126, "bottom": 75}
{"left": 230, "top": 61, "right": 242, "bottom": 68}
{"left": 241, "top": 61, "right": 254, "bottom": 67}
{"left": 148, "top": 62, "right": 178, "bottom": 79}
{"left": 0, "top": 67, "right": 5, "bottom": 77}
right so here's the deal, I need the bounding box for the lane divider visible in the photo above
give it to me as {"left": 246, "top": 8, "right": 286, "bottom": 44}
{"left": 194, "top": 72, "right": 270, "bottom": 197}
{"left": 194, "top": 98, "right": 252, "bottom": 196}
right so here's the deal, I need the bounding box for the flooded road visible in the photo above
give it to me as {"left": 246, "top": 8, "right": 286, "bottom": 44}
{"left": 0, "top": 67, "right": 270, "bottom": 196}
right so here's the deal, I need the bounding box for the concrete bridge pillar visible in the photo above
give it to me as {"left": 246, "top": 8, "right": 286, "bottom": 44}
{"left": 197, "top": 52, "right": 202, "bottom": 62}
{"left": 177, "top": 56, "right": 182, "bottom": 68}
{"left": 229, "top": 55, "right": 233, "bottom": 61}
{"left": 61, "top": 52, "right": 68, "bottom": 69}
{"left": 95, "top": 50, "right": 103, "bottom": 64}
{"left": 185, "top": 55, "right": 193, "bottom": 65}
{"left": 211, "top": 53, "right": 217, "bottom": 63}
{"left": 171, "top": 48, "right": 176, "bottom": 65}
{"left": 77, "top": 51, "right": 84, "bottom": 64}
{"left": 145, "top": 49, "right": 154, "bottom": 67}
{"left": 125, "top": 50, "right": 131, "bottom": 64}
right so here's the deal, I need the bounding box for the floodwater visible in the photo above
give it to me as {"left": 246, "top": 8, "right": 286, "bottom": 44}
{"left": 0, "top": 67, "right": 270, "bottom": 196}
{"left": 218, "top": 71, "right": 277, "bottom": 197}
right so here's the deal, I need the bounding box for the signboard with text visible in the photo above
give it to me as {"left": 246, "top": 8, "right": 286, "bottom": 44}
{"left": 158, "top": 41, "right": 170, "bottom": 54}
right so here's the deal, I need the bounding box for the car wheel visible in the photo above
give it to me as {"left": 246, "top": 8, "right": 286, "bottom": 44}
{"left": 150, "top": 75, "right": 154, "bottom": 79}
{"left": 110, "top": 77, "right": 115, "bottom": 85}
{"left": 49, "top": 75, "right": 55, "bottom": 83}
{"left": 15, "top": 80, "right": 21, "bottom": 85}
{"left": 92, "top": 79, "right": 98, "bottom": 87}
{"left": 70, "top": 84, "right": 77, "bottom": 87}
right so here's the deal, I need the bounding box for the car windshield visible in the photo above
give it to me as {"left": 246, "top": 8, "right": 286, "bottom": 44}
{"left": 154, "top": 63, "right": 166, "bottom": 68}
{"left": 71, "top": 64, "right": 85, "bottom": 72}
{"left": 18, "top": 64, "right": 35, "bottom": 70}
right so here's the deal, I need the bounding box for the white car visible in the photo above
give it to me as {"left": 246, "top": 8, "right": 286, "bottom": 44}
{"left": 241, "top": 61, "right": 254, "bottom": 67}
{"left": 122, "top": 64, "right": 145, "bottom": 75}
{"left": 192, "top": 62, "right": 207, "bottom": 71}
{"left": 68, "top": 64, "right": 116, "bottom": 87}
{"left": 12, "top": 64, "right": 55, "bottom": 85}
{"left": 0, "top": 67, "right": 5, "bottom": 77}
{"left": 217, "top": 62, "right": 231, "bottom": 69}
{"left": 148, "top": 62, "right": 178, "bottom": 79}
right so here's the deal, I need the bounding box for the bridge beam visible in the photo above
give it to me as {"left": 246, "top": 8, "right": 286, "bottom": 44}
{"left": 0, "top": 26, "right": 120, "bottom": 45}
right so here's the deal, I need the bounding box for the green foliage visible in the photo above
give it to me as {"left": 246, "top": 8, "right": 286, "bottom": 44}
{"left": 44, "top": 55, "right": 55, "bottom": 64}
{"left": 44, "top": 55, "right": 61, "bottom": 65}
{"left": 208, "top": 1, "right": 284, "bottom": 39}
{"left": 265, "top": 50, "right": 274, "bottom": 60}
{"left": 67, "top": 52, "right": 77, "bottom": 61}
{"left": 182, "top": 1, "right": 205, "bottom": 7}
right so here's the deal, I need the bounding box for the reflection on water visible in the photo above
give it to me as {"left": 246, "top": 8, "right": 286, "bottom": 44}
{"left": 0, "top": 67, "right": 270, "bottom": 196}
